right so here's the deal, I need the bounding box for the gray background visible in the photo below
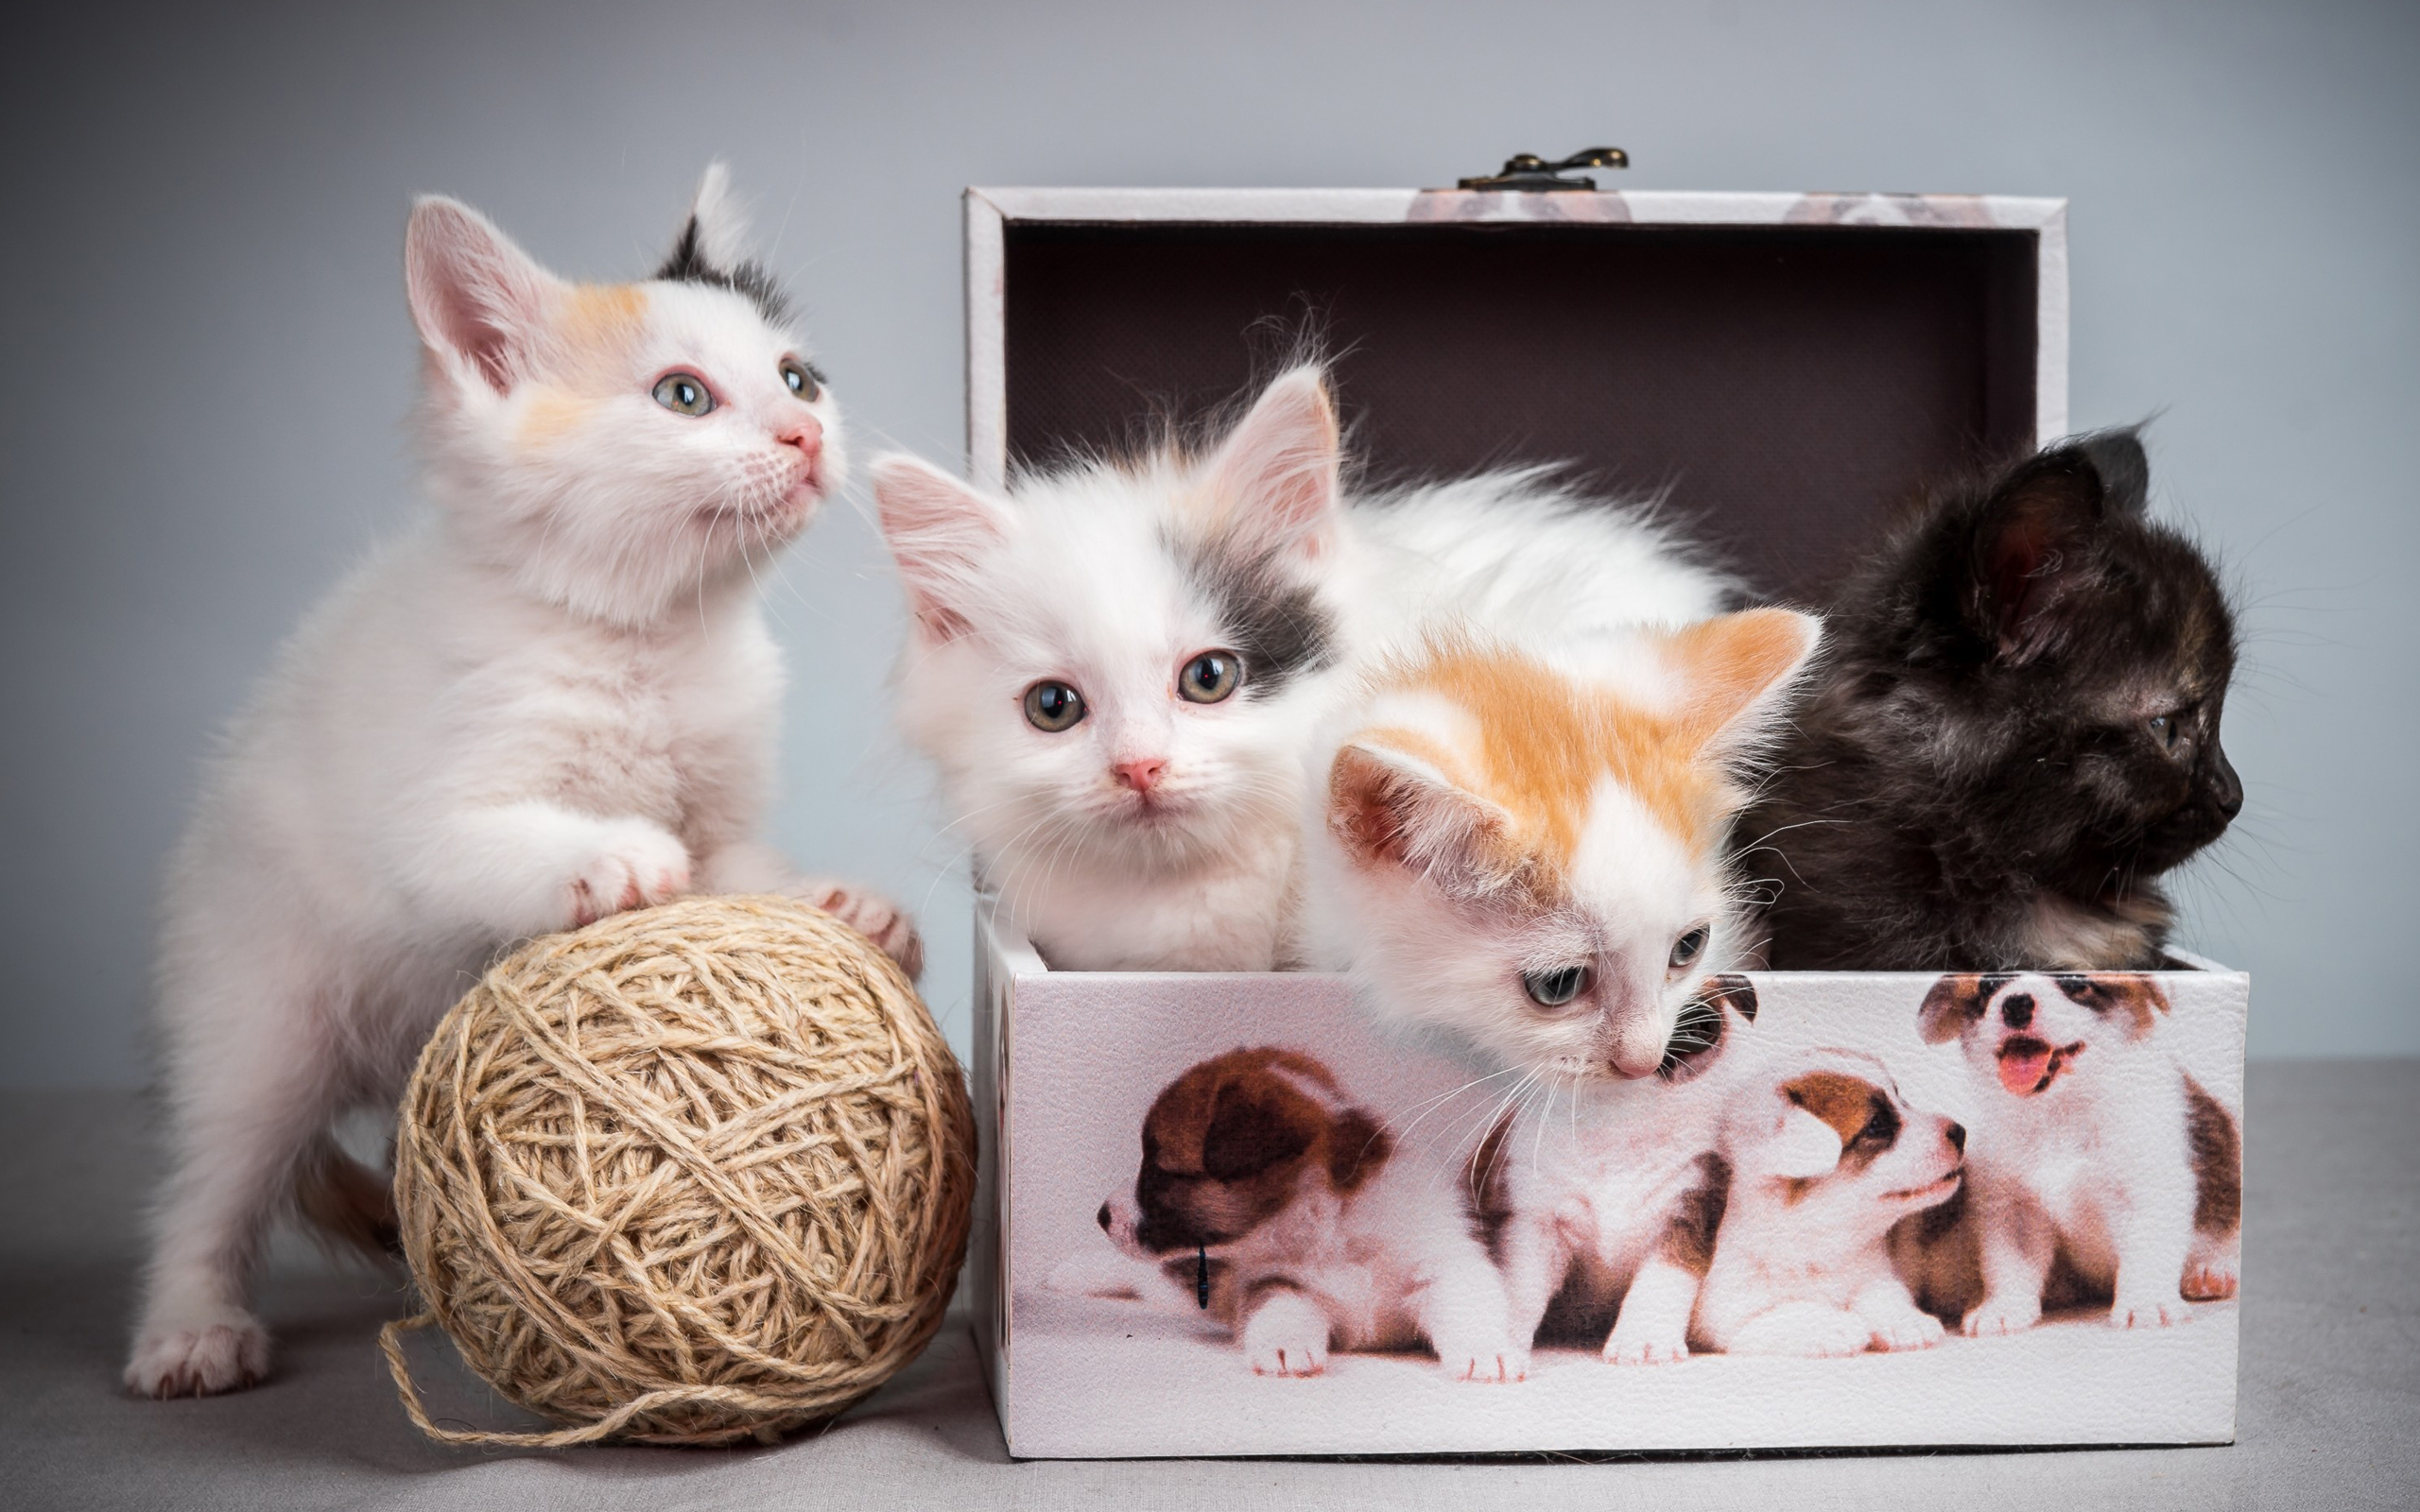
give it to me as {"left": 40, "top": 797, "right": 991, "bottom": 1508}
{"left": 3, "top": 0, "right": 2412, "bottom": 1088}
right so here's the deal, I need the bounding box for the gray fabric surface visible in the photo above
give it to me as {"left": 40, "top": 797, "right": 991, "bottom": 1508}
{"left": 4, "top": 1061, "right": 2412, "bottom": 1510}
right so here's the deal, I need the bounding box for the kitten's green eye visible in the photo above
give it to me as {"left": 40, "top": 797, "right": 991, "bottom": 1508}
{"left": 1024, "top": 680, "right": 1086, "bottom": 732}
{"left": 1178, "top": 651, "right": 1242, "bottom": 704}
{"left": 780, "top": 359, "right": 821, "bottom": 402}
{"left": 1522, "top": 965, "right": 1592, "bottom": 1008}
{"left": 652, "top": 372, "right": 714, "bottom": 416}
{"left": 1669, "top": 924, "right": 1710, "bottom": 971}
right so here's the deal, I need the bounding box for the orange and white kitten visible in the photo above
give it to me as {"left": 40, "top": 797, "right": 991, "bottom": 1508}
{"left": 1301, "top": 612, "right": 1820, "bottom": 1364}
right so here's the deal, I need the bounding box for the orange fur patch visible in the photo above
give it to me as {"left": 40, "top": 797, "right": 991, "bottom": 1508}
{"left": 517, "top": 284, "right": 648, "bottom": 446}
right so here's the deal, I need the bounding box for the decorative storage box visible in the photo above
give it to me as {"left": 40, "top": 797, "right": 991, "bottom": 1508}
{"left": 960, "top": 184, "right": 2245, "bottom": 1458}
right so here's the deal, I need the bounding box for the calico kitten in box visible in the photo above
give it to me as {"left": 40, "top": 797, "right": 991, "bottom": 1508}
{"left": 1737, "top": 431, "right": 2242, "bottom": 971}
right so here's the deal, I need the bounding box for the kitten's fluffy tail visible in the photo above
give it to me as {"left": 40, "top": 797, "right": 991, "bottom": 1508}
{"left": 293, "top": 1136, "right": 402, "bottom": 1263}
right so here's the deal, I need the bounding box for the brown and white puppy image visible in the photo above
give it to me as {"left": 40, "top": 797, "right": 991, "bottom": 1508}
{"left": 1464, "top": 975, "right": 1764, "bottom": 1366}
{"left": 1916, "top": 972, "right": 2241, "bottom": 1333}
{"left": 1691, "top": 1050, "right": 1965, "bottom": 1357}
{"left": 1097, "top": 1047, "right": 1524, "bottom": 1382}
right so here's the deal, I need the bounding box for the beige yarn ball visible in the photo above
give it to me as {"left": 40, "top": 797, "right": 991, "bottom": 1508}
{"left": 378, "top": 893, "right": 975, "bottom": 1448}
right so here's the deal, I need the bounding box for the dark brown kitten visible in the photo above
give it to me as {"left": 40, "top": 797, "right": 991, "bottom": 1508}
{"left": 1737, "top": 431, "right": 2242, "bottom": 971}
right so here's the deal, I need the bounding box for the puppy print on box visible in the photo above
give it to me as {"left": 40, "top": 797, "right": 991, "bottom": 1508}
{"left": 998, "top": 944, "right": 2245, "bottom": 1456}
{"left": 1902, "top": 971, "right": 2242, "bottom": 1334}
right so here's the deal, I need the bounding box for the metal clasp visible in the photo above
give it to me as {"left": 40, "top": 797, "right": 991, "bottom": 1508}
{"left": 1456, "top": 146, "right": 1630, "bottom": 192}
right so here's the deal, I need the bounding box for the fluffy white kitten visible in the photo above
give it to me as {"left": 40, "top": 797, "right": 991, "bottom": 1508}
{"left": 871, "top": 367, "right": 1728, "bottom": 971}
{"left": 127, "top": 166, "right": 918, "bottom": 1399}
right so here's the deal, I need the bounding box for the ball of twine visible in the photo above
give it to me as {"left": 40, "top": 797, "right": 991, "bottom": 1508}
{"left": 379, "top": 893, "right": 975, "bottom": 1448}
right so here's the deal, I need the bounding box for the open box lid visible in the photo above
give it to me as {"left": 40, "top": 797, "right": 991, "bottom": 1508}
{"left": 964, "top": 187, "right": 2066, "bottom": 601}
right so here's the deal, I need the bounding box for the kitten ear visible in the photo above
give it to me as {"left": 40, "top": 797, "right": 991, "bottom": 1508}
{"left": 1663, "top": 608, "right": 1824, "bottom": 752}
{"left": 405, "top": 197, "right": 561, "bottom": 395}
{"left": 1328, "top": 742, "right": 1523, "bottom": 898}
{"left": 1972, "top": 446, "right": 2118, "bottom": 663}
{"left": 2079, "top": 427, "right": 2151, "bottom": 517}
{"left": 1201, "top": 366, "right": 1342, "bottom": 558}
{"left": 1768, "top": 1103, "right": 1847, "bottom": 1180}
{"left": 659, "top": 160, "right": 754, "bottom": 278}
{"left": 873, "top": 453, "right": 1011, "bottom": 642}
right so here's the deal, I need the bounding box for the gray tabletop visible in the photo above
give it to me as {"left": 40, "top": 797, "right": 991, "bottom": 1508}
{"left": 5, "top": 1061, "right": 2413, "bottom": 1510}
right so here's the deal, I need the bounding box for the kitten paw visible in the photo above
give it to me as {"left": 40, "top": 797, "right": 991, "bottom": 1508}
{"left": 568, "top": 822, "right": 691, "bottom": 928}
{"left": 2110, "top": 1294, "right": 2191, "bottom": 1329}
{"left": 126, "top": 1309, "right": 270, "bottom": 1398}
{"left": 791, "top": 879, "right": 924, "bottom": 981}
{"left": 1602, "top": 1331, "right": 1690, "bottom": 1366}
{"left": 2182, "top": 1263, "right": 2238, "bottom": 1301}
{"left": 1962, "top": 1293, "right": 2043, "bottom": 1338}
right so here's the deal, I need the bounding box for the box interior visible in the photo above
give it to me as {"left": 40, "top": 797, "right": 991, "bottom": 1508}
{"left": 1002, "top": 220, "right": 2038, "bottom": 601}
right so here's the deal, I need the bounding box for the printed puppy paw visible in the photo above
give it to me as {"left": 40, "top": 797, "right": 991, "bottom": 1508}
{"left": 125, "top": 1310, "right": 271, "bottom": 1398}
{"left": 1242, "top": 1291, "right": 1332, "bottom": 1378}
{"left": 1726, "top": 1304, "right": 1874, "bottom": 1358}
{"left": 2182, "top": 1263, "right": 2238, "bottom": 1301}
{"left": 1867, "top": 1305, "right": 1946, "bottom": 1352}
{"left": 1436, "top": 1340, "right": 1529, "bottom": 1383}
{"left": 1962, "top": 1293, "right": 2043, "bottom": 1337}
{"left": 1602, "top": 1329, "right": 1690, "bottom": 1366}
{"left": 567, "top": 821, "right": 691, "bottom": 928}
{"left": 790, "top": 878, "right": 925, "bottom": 981}
{"left": 2110, "top": 1293, "right": 2191, "bottom": 1329}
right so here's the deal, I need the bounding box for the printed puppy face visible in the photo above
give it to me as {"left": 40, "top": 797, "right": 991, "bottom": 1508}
{"left": 875, "top": 370, "right": 1344, "bottom": 883}
{"left": 1741, "top": 1055, "right": 1964, "bottom": 1230}
{"left": 1098, "top": 1048, "right": 1391, "bottom": 1263}
{"left": 1323, "top": 619, "right": 1813, "bottom": 1082}
{"left": 1919, "top": 971, "right": 2170, "bottom": 1097}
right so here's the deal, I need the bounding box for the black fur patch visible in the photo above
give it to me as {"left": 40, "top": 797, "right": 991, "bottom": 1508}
{"left": 1735, "top": 429, "right": 2241, "bottom": 971}
{"left": 1172, "top": 533, "right": 1339, "bottom": 697}
{"left": 655, "top": 215, "right": 792, "bottom": 326}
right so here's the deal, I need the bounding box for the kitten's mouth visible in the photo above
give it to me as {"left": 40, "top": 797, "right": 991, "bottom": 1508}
{"left": 1995, "top": 1036, "right": 2085, "bottom": 1096}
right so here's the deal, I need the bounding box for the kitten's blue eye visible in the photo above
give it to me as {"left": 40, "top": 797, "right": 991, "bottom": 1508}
{"left": 1178, "top": 651, "right": 1242, "bottom": 705}
{"left": 652, "top": 372, "right": 713, "bottom": 416}
{"left": 1522, "top": 966, "right": 1591, "bottom": 1008}
{"left": 1668, "top": 924, "right": 1710, "bottom": 971}
{"left": 781, "top": 359, "right": 821, "bottom": 401}
{"left": 1024, "top": 679, "right": 1086, "bottom": 732}
{"left": 2149, "top": 712, "right": 2182, "bottom": 749}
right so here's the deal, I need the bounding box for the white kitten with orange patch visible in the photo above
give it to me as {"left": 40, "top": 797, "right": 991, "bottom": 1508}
{"left": 127, "top": 167, "right": 917, "bottom": 1399}
{"left": 873, "top": 367, "right": 1727, "bottom": 971}
{"left": 1303, "top": 614, "right": 1821, "bottom": 1364}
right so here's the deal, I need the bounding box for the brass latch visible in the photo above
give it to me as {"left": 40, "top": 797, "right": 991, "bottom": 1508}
{"left": 1456, "top": 146, "right": 1630, "bottom": 192}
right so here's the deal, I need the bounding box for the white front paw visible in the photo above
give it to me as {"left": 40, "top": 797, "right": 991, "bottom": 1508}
{"left": 2110, "top": 1293, "right": 2191, "bottom": 1329}
{"left": 1434, "top": 1336, "right": 1529, "bottom": 1383}
{"left": 790, "top": 878, "right": 924, "bottom": 980}
{"left": 1867, "top": 1304, "right": 1946, "bottom": 1352}
{"left": 126, "top": 1307, "right": 270, "bottom": 1398}
{"left": 1603, "top": 1325, "right": 1690, "bottom": 1366}
{"left": 567, "top": 821, "right": 691, "bottom": 928}
{"left": 1242, "top": 1292, "right": 1331, "bottom": 1378}
{"left": 1962, "top": 1292, "right": 2044, "bottom": 1337}
{"left": 1726, "top": 1304, "right": 1875, "bottom": 1358}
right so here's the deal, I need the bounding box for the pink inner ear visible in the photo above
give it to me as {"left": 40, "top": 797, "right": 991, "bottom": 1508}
{"left": 405, "top": 199, "right": 555, "bottom": 396}
{"left": 1205, "top": 368, "right": 1340, "bottom": 551}
{"left": 871, "top": 456, "right": 1007, "bottom": 639}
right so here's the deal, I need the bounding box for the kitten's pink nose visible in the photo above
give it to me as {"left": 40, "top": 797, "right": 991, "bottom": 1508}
{"left": 776, "top": 416, "right": 822, "bottom": 460}
{"left": 1114, "top": 758, "right": 1167, "bottom": 795}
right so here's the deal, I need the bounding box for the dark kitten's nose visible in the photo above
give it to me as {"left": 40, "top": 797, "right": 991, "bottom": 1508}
{"left": 2208, "top": 745, "right": 2244, "bottom": 818}
{"left": 2001, "top": 993, "right": 2034, "bottom": 1030}
{"left": 1096, "top": 1201, "right": 1113, "bottom": 1232}
{"left": 1945, "top": 1122, "right": 1967, "bottom": 1154}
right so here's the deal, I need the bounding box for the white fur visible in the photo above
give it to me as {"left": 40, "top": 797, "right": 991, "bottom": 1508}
{"left": 874, "top": 367, "right": 1731, "bottom": 971}
{"left": 126, "top": 168, "right": 915, "bottom": 1399}
{"left": 1692, "top": 1051, "right": 1964, "bottom": 1357}
{"left": 1945, "top": 974, "right": 2239, "bottom": 1336}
